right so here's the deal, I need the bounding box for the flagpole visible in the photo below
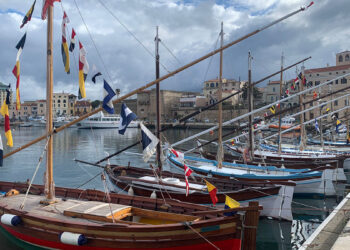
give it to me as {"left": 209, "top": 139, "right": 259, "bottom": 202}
{"left": 43, "top": 4, "right": 55, "bottom": 203}
{"left": 299, "top": 65, "right": 305, "bottom": 151}
{"left": 319, "top": 99, "right": 324, "bottom": 148}
{"left": 155, "top": 26, "right": 162, "bottom": 171}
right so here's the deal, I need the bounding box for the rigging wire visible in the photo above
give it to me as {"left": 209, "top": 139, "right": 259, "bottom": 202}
{"left": 159, "top": 40, "right": 182, "bottom": 65}
{"left": 97, "top": 0, "right": 171, "bottom": 74}
{"left": 202, "top": 33, "right": 220, "bottom": 84}
{"left": 71, "top": 0, "right": 113, "bottom": 83}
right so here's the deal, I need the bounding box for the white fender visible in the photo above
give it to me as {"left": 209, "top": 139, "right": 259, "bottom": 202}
{"left": 60, "top": 232, "right": 87, "bottom": 246}
{"left": 1, "top": 214, "right": 21, "bottom": 226}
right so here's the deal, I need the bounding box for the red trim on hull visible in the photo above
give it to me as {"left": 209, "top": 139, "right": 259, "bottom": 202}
{"left": 1, "top": 225, "right": 241, "bottom": 250}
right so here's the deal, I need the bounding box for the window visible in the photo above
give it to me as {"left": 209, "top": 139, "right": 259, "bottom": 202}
{"left": 329, "top": 72, "right": 332, "bottom": 75}
{"left": 315, "top": 81, "right": 320, "bottom": 86}
{"left": 341, "top": 78, "right": 347, "bottom": 84}
{"left": 63, "top": 100, "right": 66, "bottom": 103}
{"left": 346, "top": 54, "right": 350, "bottom": 61}
{"left": 216, "top": 82, "right": 218, "bottom": 87}
{"left": 317, "top": 74, "right": 319, "bottom": 76}
{"left": 336, "top": 72, "right": 339, "bottom": 74}
{"left": 210, "top": 83, "right": 214, "bottom": 88}
{"left": 58, "top": 100, "right": 61, "bottom": 103}
{"left": 64, "top": 104, "right": 66, "bottom": 107}
{"left": 273, "top": 87, "right": 275, "bottom": 92}
{"left": 339, "top": 55, "right": 343, "bottom": 62}
{"left": 270, "top": 96, "right": 273, "bottom": 101}
{"left": 335, "top": 100, "right": 338, "bottom": 106}
{"left": 40, "top": 104, "right": 43, "bottom": 107}
{"left": 336, "top": 80, "right": 339, "bottom": 84}
{"left": 345, "top": 100, "right": 348, "bottom": 106}
{"left": 310, "top": 113, "right": 314, "bottom": 119}
{"left": 206, "top": 83, "right": 209, "bottom": 87}
{"left": 58, "top": 104, "right": 60, "bottom": 107}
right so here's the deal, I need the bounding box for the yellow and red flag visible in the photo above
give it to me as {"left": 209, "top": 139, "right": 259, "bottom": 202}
{"left": 61, "top": 12, "right": 70, "bottom": 74}
{"left": 205, "top": 179, "right": 218, "bottom": 206}
{"left": 0, "top": 89, "right": 13, "bottom": 147}
{"left": 78, "top": 41, "right": 89, "bottom": 99}
{"left": 20, "top": 0, "right": 36, "bottom": 28}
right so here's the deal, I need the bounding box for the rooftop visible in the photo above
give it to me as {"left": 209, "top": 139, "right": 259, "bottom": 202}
{"left": 305, "top": 64, "right": 350, "bottom": 74}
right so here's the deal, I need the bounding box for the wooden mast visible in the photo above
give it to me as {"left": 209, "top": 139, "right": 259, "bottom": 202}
{"left": 43, "top": 4, "right": 55, "bottom": 202}
{"left": 155, "top": 26, "right": 162, "bottom": 171}
{"left": 319, "top": 98, "right": 325, "bottom": 148}
{"left": 277, "top": 52, "right": 284, "bottom": 154}
{"left": 217, "top": 22, "right": 223, "bottom": 169}
{"left": 248, "top": 51, "right": 254, "bottom": 160}
{"left": 299, "top": 65, "right": 305, "bottom": 151}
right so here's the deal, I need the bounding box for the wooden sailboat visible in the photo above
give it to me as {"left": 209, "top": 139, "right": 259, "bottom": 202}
{"left": 0, "top": 5, "right": 261, "bottom": 250}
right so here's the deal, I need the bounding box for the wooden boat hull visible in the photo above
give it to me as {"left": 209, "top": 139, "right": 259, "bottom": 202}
{"left": 0, "top": 181, "right": 260, "bottom": 250}
{"left": 168, "top": 155, "right": 336, "bottom": 197}
{"left": 105, "top": 166, "right": 294, "bottom": 220}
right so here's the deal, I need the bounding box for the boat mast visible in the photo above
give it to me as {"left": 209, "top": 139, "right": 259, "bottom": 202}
{"left": 299, "top": 65, "right": 306, "bottom": 151}
{"left": 277, "top": 52, "right": 284, "bottom": 154}
{"left": 216, "top": 22, "right": 224, "bottom": 169}
{"left": 44, "top": 4, "right": 55, "bottom": 202}
{"left": 155, "top": 26, "right": 162, "bottom": 171}
{"left": 319, "top": 98, "right": 324, "bottom": 148}
{"left": 248, "top": 51, "right": 254, "bottom": 160}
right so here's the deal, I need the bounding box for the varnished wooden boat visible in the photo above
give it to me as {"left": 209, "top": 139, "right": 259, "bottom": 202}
{"left": 0, "top": 181, "right": 261, "bottom": 249}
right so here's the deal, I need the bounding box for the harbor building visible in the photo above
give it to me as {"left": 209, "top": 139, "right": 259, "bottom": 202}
{"left": 53, "top": 92, "right": 77, "bottom": 116}
{"left": 137, "top": 89, "right": 198, "bottom": 122}
{"left": 74, "top": 100, "right": 92, "bottom": 115}
{"left": 203, "top": 78, "right": 245, "bottom": 105}
{"left": 303, "top": 51, "right": 350, "bottom": 121}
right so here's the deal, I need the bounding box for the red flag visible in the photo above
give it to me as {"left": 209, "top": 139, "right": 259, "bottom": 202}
{"left": 205, "top": 180, "right": 218, "bottom": 206}
{"left": 184, "top": 164, "right": 192, "bottom": 196}
{"left": 313, "top": 91, "right": 317, "bottom": 100}
{"left": 42, "top": 0, "right": 61, "bottom": 20}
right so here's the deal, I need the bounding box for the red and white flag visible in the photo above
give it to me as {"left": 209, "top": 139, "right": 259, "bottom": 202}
{"left": 170, "top": 148, "right": 184, "bottom": 162}
{"left": 184, "top": 164, "right": 192, "bottom": 196}
{"left": 42, "top": 0, "right": 61, "bottom": 20}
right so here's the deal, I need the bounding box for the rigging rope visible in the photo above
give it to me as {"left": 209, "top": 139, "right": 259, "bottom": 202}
{"left": 97, "top": 0, "right": 171, "bottom": 74}
{"left": 20, "top": 136, "right": 51, "bottom": 210}
{"left": 71, "top": 0, "right": 114, "bottom": 83}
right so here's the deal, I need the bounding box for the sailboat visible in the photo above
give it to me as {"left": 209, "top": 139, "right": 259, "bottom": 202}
{"left": 0, "top": 3, "right": 263, "bottom": 250}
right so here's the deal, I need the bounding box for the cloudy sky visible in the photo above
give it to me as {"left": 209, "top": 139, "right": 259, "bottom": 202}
{"left": 0, "top": 0, "right": 348, "bottom": 102}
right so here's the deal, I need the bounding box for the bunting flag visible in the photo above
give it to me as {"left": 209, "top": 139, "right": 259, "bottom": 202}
{"left": 20, "top": 0, "right": 36, "bottom": 28}
{"left": 102, "top": 80, "right": 116, "bottom": 114}
{"left": 204, "top": 180, "right": 218, "bottom": 206}
{"left": 325, "top": 107, "right": 330, "bottom": 113}
{"left": 0, "top": 135, "right": 3, "bottom": 167}
{"left": 61, "top": 12, "right": 70, "bottom": 74}
{"left": 315, "top": 119, "right": 320, "bottom": 133}
{"left": 347, "top": 130, "right": 350, "bottom": 144}
{"left": 336, "top": 119, "right": 342, "bottom": 134}
{"left": 118, "top": 103, "right": 137, "bottom": 135}
{"left": 313, "top": 90, "right": 317, "bottom": 100}
{"left": 78, "top": 41, "right": 89, "bottom": 99}
{"left": 184, "top": 164, "right": 192, "bottom": 196}
{"left": 285, "top": 89, "right": 289, "bottom": 96}
{"left": 230, "top": 139, "right": 235, "bottom": 146}
{"left": 269, "top": 105, "right": 275, "bottom": 114}
{"left": 13, "top": 33, "right": 27, "bottom": 110}
{"left": 298, "top": 72, "right": 306, "bottom": 85}
{"left": 69, "top": 28, "right": 76, "bottom": 52}
{"left": 0, "top": 89, "right": 13, "bottom": 147}
{"left": 224, "top": 195, "right": 240, "bottom": 216}
{"left": 170, "top": 148, "right": 184, "bottom": 163}
{"left": 42, "top": 0, "right": 61, "bottom": 20}
{"left": 92, "top": 72, "right": 102, "bottom": 84}
{"left": 293, "top": 76, "right": 300, "bottom": 87}
{"left": 263, "top": 112, "right": 268, "bottom": 117}
{"left": 140, "top": 123, "right": 159, "bottom": 163}
{"left": 291, "top": 80, "right": 296, "bottom": 90}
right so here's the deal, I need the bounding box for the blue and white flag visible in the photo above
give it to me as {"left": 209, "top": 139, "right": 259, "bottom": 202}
{"left": 102, "top": 79, "right": 116, "bottom": 114}
{"left": 0, "top": 135, "right": 3, "bottom": 167}
{"left": 315, "top": 119, "right": 320, "bottom": 133}
{"left": 118, "top": 103, "right": 137, "bottom": 135}
{"left": 140, "top": 123, "right": 159, "bottom": 162}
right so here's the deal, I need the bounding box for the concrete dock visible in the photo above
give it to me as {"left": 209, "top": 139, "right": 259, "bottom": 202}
{"left": 300, "top": 192, "right": 350, "bottom": 249}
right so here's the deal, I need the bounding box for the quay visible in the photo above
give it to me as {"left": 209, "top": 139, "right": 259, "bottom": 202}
{"left": 301, "top": 192, "right": 350, "bottom": 249}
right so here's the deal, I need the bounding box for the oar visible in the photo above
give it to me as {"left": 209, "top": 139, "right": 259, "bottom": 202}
{"left": 3, "top": 4, "right": 313, "bottom": 160}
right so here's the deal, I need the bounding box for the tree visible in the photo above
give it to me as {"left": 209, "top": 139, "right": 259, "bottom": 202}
{"left": 241, "top": 83, "right": 262, "bottom": 100}
{"left": 91, "top": 100, "right": 101, "bottom": 109}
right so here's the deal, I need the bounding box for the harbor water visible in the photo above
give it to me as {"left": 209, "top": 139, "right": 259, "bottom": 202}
{"left": 0, "top": 126, "right": 347, "bottom": 249}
